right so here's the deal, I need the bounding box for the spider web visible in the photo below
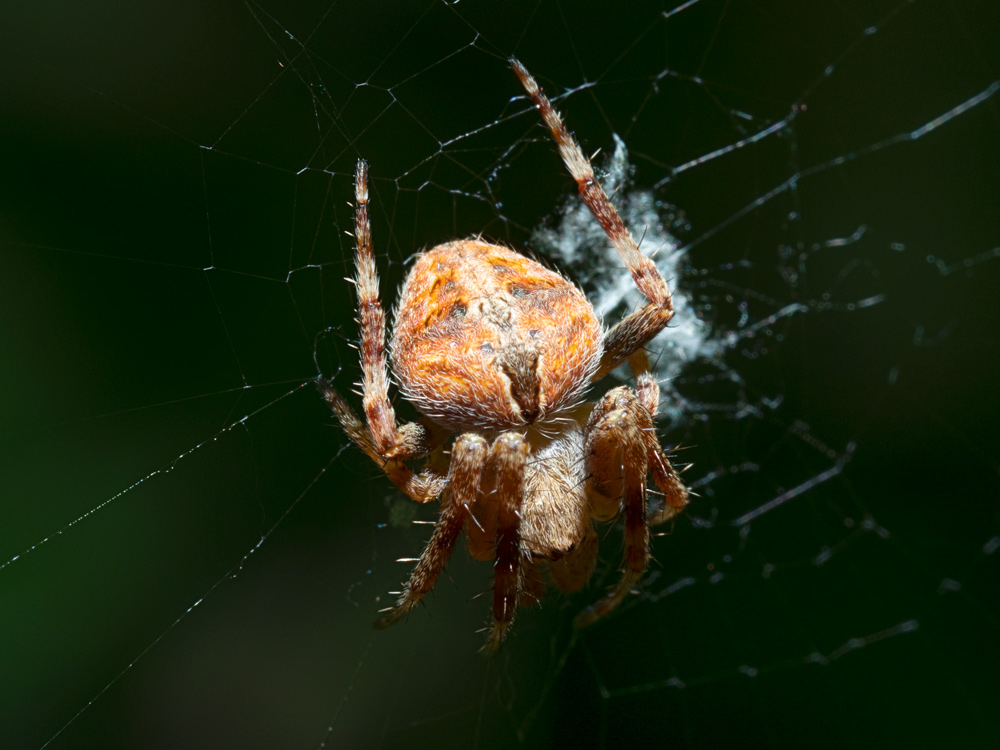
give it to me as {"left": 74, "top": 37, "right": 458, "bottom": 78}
{"left": 2, "top": 0, "right": 998, "bottom": 748}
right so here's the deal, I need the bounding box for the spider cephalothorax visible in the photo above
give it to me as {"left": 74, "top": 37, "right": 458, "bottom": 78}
{"left": 318, "top": 59, "right": 688, "bottom": 649}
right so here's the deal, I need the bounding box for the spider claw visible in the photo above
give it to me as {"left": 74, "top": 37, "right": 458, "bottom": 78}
{"left": 481, "top": 621, "right": 510, "bottom": 653}
{"left": 373, "top": 604, "right": 409, "bottom": 629}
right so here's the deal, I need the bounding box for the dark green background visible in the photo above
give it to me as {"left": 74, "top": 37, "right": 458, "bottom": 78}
{"left": 1, "top": 1, "right": 998, "bottom": 748}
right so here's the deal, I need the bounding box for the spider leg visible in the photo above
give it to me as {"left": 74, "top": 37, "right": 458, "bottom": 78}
{"left": 319, "top": 160, "right": 452, "bottom": 500}
{"left": 629, "top": 349, "right": 660, "bottom": 417}
{"left": 486, "top": 431, "right": 529, "bottom": 651}
{"left": 647, "top": 443, "right": 688, "bottom": 527}
{"left": 597, "top": 306, "right": 679, "bottom": 380}
{"left": 628, "top": 350, "right": 689, "bottom": 523}
{"left": 579, "top": 388, "right": 649, "bottom": 627}
{"left": 578, "top": 386, "right": 687, "bottom": 627}
{"left": 511, "top": 60, "right": 676, "bottom": 379}
{"left": 350, "top": 159, "right": 434, "bottom": 459}
{"left": 317, "top": 379, "right": 447, "bottom": 502}
{"left": 374, "top": 433, "right": 487, "bottom": 628}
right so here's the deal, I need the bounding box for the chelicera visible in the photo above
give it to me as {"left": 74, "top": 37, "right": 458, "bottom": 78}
{"left": 318, "top": 59, "right": 688, "bottom": 649}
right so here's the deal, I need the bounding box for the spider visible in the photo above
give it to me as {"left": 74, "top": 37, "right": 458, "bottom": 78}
{"left": 318, "top": 59, "right": 688, "bottom": 650}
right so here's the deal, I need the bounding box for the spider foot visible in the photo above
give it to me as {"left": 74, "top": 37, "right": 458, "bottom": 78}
{"left": 372, "top": 599, "right": 415, "bottom": 629}
{"left": 574, "top": 568, "right": 643, "bottom": 629}
{"left": 481, "top": 620, "right": 511, "bottom": 653}
{"left": 574, "top": 595, "right": 620, "bottom": 629}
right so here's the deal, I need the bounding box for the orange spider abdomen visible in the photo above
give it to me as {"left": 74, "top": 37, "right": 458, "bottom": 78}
{"left": 391, "top": 240, "right": 602, "bottom": 431}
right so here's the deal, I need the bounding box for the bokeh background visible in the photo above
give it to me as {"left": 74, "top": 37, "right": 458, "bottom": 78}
{"left": 2, "top": 1, "right": 998, "bottom": 748}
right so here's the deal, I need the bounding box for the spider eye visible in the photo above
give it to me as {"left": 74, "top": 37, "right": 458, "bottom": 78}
{"left": 450, "top": 303, "right": 467, "bottom": 318}
{"left": 509, "top": 285, "right": 527, "bottom": 298}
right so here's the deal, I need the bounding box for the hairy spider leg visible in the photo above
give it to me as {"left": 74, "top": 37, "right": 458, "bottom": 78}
{"left": 577, "top": 387, "right": 655, "bottom": 627}
{"left": 349, "top": 160, "right": 436, "bottom": 460}
{"left": 375, "top": 433, "right": 487, "bottom": 628}
{"left": 316, "top": 381, "right": 447, "bottom": 503}
{"left": 487, "top": 432, "right": 529, "bottom": 650}
{"left": 318, "top": 161, "right": 452, "bottom": 502}
{"left": 630, "top": 349, "right": 660, "bottom": 417}
{"left": 510, "top": 58, "right": 677, "bottom": 379}
{"left": 628, "top": 349, "right": 688, "bottom": 522}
